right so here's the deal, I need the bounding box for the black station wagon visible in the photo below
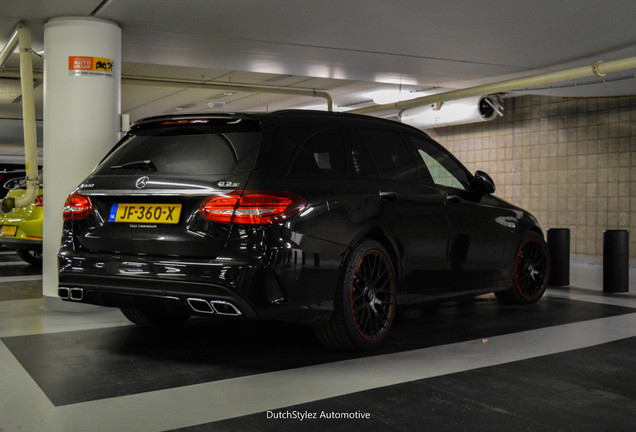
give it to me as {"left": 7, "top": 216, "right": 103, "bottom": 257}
{"left": 58, "top": 110, "right": 550, "bottom": 350}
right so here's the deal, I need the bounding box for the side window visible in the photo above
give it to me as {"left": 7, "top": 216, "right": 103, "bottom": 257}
{"left": 288, "top": 127, "right": 346, "bottom": 176}
{"left": 349, "top": 133, "right": 378, "bottom": 177}
{"left": 409, "top": 135, "right": 469, "bottom": 190}
{"left": 357, "top": 128, "right": 419, "bottom": 182}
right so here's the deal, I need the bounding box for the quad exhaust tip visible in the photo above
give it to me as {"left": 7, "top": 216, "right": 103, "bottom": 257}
{"left": 58, "top": 289, "right": 240, "bottom": 316}
{"left": 187, "top": 298, "right": 214, "bottom": 314}
{"left": 187, "top": 298, "right": 242, "bottom": 316}
{"left": 58, "top": 287, "right": 84, "bottom": 301}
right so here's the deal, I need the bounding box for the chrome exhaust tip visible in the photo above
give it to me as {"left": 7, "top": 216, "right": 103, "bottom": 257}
{"left": 70, "top": 288, "right": 84, "bottom": 301}
{"left": 187, "top": 298, "right": 215, "bottom": 314}
{"left": 186, "top": 298, "right": 242, "bottom": 316}
{"left": 58, "top": 287, "right": 70, "bottom": 299}
{"left": 210, "top": 300, "right": 242, "bottom": 316}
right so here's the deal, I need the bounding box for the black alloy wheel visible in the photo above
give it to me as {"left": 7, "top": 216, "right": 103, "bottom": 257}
{"left": 314, "top": 239, "right": 397, "bottom": 350}
{"left": 496, "top": 232, "right": 550, "bottom": 304}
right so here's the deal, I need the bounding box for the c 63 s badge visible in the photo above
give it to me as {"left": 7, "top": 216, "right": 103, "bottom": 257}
{"left": 218, "top": 181, "right": 240, "bottom": 188}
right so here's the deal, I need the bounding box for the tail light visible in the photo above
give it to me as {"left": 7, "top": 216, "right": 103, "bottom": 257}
{"left": 199, "top": 191, "right": 306, "bottom": 225}
{"left": 63, "top": 192, "right": 93, "bottom": 221}
{"left": 34, "top": 195, "right": 43, "bottom": 207}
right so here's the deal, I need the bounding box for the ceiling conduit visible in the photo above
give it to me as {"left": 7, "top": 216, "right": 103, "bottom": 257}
{"left": 0, "top": 23, "right": 39, "bottom": 212}
{"left": 0, "top": 69, "right": 334, "bottom": 112}
{"left": 350, "top": 56, "right": 636, "bottom": 117}
{"left": 121, "top": 75, "right": 334, "bottom": 112}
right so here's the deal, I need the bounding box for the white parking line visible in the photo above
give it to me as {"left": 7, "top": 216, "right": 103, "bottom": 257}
{"left": 0, "top": 275, "right": 42, "bottom": 282}
{"left": 547, "top": 286, "right": 636, "bottom": 308}
{"left": 0, "top": 261, "right": 28, "bottom": 267}
{"left": 2, "top": 312, "right": 636, "bottom": 432}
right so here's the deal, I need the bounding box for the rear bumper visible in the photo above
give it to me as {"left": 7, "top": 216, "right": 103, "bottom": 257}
{"left": 58, "top": 247, "right": 342, "bottom": 324}
{"left": 57, "top": 273, "right": 259, "bottom": 318}
{"left": 0, "top": 237, "right": 42, "bottom": 251}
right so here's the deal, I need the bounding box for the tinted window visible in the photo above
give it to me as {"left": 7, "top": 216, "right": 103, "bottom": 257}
{"left": 288, "top": 128, "right": 346, "bottom": 176}
{"left": 349, "top": 133, "right": 378, "bottom": 177}
{"left": 409, "top": 135, "right": 469, "bottom": 190}
{"left": 96, "top": 121, "right": 261, "bottom": 176}
{"left": 356, "top": 128, "right": 419, "bottom": 182}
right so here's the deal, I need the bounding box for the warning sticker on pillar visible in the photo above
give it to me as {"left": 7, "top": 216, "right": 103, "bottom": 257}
{"left": 68, "top": 56, "right": 114, "bottom": 77}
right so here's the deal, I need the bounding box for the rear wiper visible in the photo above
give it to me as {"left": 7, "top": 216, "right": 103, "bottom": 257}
{"left": 110, "top": 160, "right": 157, "bottom": 171}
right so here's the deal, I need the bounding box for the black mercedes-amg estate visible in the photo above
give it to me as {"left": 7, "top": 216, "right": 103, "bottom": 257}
{"left": 58, "top": 110, "right": 550, "bottom": 350}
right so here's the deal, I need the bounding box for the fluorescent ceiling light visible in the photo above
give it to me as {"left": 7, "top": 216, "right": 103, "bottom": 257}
{"left": 367, "top": 89, "right": 422, "bottom": 105}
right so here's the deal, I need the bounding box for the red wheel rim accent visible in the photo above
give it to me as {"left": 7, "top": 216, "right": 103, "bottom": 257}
{"left": 350, "top": 250, "right": 395, "bottom": 341}
{"left": 514, "top": 238, "right": 549, "bottom": 301}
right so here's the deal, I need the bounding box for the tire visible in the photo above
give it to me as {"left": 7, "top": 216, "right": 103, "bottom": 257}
{"left": 17, "top": 249, "right": 42, "bottom": 266}
{"left": 120, "top": 308, "right": 191, "bottom": 328}
{"left": 314, "top": 239, "right": 397, "bottom": 350}
{"left": 495, "top": 232, "right": 551, "bottom": 304}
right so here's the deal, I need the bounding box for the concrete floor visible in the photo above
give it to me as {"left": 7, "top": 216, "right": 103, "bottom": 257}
{"left": 1, "top": 246, "right": 636, "bottom": 432}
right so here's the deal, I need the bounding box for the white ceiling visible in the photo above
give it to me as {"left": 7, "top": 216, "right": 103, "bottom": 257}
{"left": 1, "top": 0, "right": 635, "bottom": 147}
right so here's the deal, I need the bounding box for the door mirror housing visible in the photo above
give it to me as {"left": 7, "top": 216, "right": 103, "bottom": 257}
{"left": 473, "top": 170, "right": 496, "bottom": 194}
{"left": 3, "top": 177, "right": 23, "bottom": 190}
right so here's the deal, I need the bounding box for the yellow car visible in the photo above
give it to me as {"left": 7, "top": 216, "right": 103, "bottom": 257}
{"left": 0, "top": 176, "right": 43, "bottom": 265}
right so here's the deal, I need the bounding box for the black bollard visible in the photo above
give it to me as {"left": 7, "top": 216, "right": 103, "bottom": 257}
{"left": 547, "top": 228, "right": 570, "bottom": 286}
{"left": 603, "top": 230, "right": 629, "bottom": 293}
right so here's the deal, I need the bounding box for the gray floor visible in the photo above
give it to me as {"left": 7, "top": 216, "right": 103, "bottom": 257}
{"left": 1, "top": 247, "right": 635, "bottom": 432}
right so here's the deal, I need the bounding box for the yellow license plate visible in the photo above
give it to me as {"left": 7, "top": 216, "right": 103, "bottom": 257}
{"left": 0, "top": 225, "right": 17, "bottom": 236}
{"left": 108, "top": 203, "right": 182, "bottom": 224}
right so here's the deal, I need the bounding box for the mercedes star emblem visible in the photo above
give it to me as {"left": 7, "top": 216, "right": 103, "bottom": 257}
{"left": 135, "top": 176, "right": 150, "bottom": 189}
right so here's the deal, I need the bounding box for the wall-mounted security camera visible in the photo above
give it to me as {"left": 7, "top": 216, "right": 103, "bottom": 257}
{"left": 399, "top": 95, "right": 503, "bottom": 128}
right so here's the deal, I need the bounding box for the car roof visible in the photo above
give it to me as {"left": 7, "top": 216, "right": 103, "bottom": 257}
{"left": 132, "top": 110, "right": 428, "bottom": 136}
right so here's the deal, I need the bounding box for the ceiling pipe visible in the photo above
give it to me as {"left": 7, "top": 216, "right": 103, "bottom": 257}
{"left": 0, "top": 69, "right": 335, "bottom": 111}
{"left": 90, "top": 0, "right": 116, "bottom": 16}
{"left": 349, "top": 56, "right": 636, "bottom": 116}
{"left": 0, "top": 23, "right": 39, "bottom": 213}
{"left": 121, "top": 75, "right": 334, "bottom": 111}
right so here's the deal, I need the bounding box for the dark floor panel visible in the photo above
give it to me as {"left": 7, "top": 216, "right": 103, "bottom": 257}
{"left": 181, "top": 337, "right": 636, "bottom": 432}
{"left": 3, "top": 297, "right": 635, "bottom": 406}
{"left": 0, "top": 251, "right": 23, "bottom": 262}
{"left": 0, "top": 279, "right": 42, "bottom": 300}
{"left": 0, "top": 259, "right": 42, "bottom": 276}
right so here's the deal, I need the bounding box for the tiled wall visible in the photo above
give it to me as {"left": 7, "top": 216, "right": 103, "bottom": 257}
{"left": 427, "top": 95, "right": 636, "bottom": 260}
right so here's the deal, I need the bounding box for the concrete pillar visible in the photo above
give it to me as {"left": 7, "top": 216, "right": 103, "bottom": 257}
{"left": 42, "top": 17, "right": 121, "bottom": 309}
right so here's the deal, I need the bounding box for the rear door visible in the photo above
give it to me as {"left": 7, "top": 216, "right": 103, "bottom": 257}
{"left": 72, "top": 117, "right": 262, "bottom": 259}
{"left": 346, "top": 120, "right": 450, "bottom": 302}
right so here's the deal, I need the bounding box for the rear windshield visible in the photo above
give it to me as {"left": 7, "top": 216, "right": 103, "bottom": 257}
{"left": 95, "top": 119, "right": 262, "bottom": 176}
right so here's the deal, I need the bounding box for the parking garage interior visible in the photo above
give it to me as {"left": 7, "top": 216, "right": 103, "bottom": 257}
{"left": 1, "top": 1, "right": 636, "bottom": 431}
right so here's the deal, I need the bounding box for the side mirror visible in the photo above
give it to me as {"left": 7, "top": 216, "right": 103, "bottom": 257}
{"left": 473, "top": 170, "right": 495, "bottom": 194}
{"left": 3, "top": 178, "right": 22, "bottom": 190}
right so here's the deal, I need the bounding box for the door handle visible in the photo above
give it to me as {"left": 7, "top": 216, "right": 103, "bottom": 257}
{"left": 445, "top": 193, "right": 461, "bottom": 204}
{"left": 379, "top": 190, "right": 399, "bottom": 201}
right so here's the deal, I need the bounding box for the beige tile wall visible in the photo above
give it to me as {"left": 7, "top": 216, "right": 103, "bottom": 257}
{"left": 427, "top": 95, "right": 636, "bottom": 260}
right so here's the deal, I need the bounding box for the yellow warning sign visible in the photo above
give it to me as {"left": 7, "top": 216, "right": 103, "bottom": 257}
{"left": 68, "top": 56, "right": 114, "bottom": 77}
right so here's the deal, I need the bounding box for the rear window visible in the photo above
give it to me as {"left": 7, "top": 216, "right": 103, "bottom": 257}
{"left": 95, "top": 119, "right": 262, "bottom": 176}
{"left": 288, "top": 127, "right": 346, "bottom": 176}
{"left": 356, "top": 128, "right": 419, "bottom": 182}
